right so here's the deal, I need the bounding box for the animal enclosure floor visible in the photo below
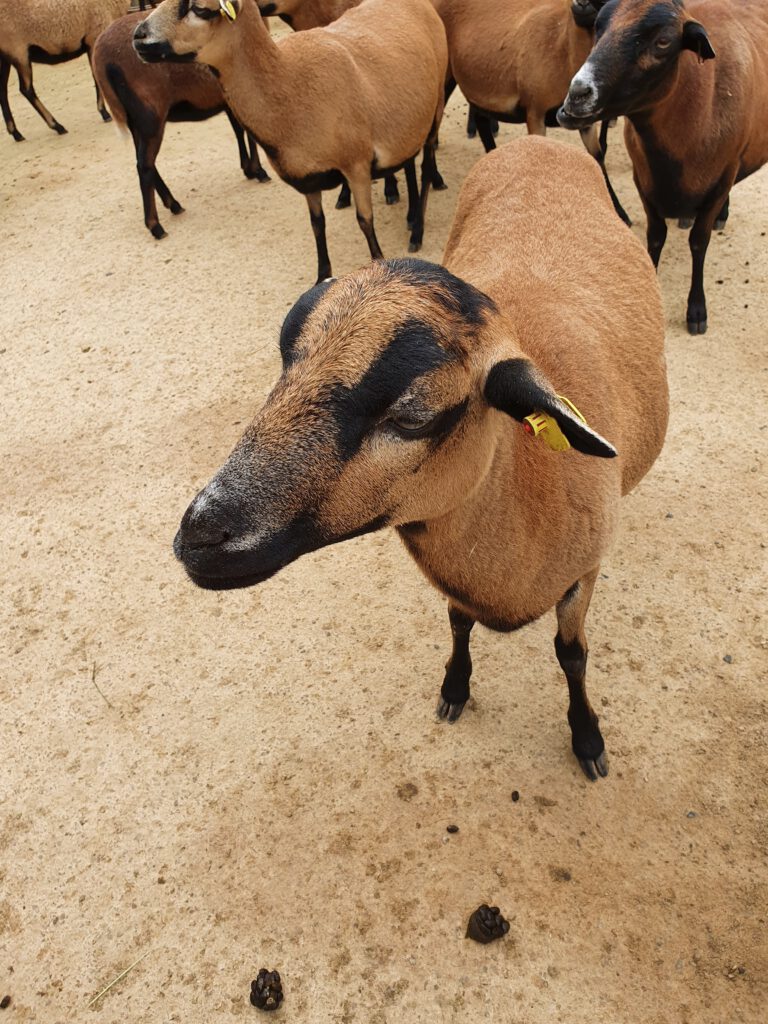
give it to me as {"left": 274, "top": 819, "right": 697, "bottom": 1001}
{"left": 1, "top": 55, "right": 767, "bottom": 1024}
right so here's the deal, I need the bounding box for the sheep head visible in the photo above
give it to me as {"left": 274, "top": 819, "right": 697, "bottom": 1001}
{"left": 133, "top": 0, "right": 244, "bottom": 65}
{"left": 173, "top": 259, "right": 615, "bottom": 591}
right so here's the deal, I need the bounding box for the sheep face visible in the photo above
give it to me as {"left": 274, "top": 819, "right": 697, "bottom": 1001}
{"left": 173, "top": 260, "right": 500, "bottom": 590}
{"left": 558, "top": 0, "right": 715, "bottom": 128}
{"left": 173, "top": 259, "right": 616, "bottom": 592}
{"left": 133, "top": 0, "right": 241, "bottom": 65}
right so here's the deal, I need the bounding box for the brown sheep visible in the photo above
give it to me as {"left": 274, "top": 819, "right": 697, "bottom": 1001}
{"left": 430, "top": 0, "right": 629, "bottom": 222}
{"left": 171, "top": 137, "right": 668, "bottom": 781}
{"left": 0, "top": 0, "right": 133, "bottom": 141}
{"left": 93, "top": 12, "right": 269, "bottom": 239}
{"left": 134, "top": 0, "right": 448, "bottom": 283}
{"left": 558, "top": 0, "right": 768, "bottom": 334}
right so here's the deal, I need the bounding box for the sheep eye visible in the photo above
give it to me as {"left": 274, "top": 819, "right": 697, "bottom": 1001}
{"left": 386, "top": 413, "right": 438, "bottom": 439}
{"left": 655, "top": 35, "right": 673, "bottom": 49}
{"left": 190, "top": 5, "right": 219, "bottom": 19}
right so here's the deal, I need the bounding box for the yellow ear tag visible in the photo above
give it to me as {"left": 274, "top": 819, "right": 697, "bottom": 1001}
{"left": 523, "top": 395, "right": 587, "bottom": 452}
{"left": 219, "top": 0, "right": 237, "bottom": 21}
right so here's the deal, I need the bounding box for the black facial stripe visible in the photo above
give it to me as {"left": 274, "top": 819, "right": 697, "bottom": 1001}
{"left": 328, "top": 318, "right": 453, "bottom": 461}
{"left": 178, "top": 0, "right": 190, "bottom": 16}
{"left": 280, "top": 279, "right": 334, "bottom": 366}
{"left": 259, "top": 2, "right": 278, "bottom": 13}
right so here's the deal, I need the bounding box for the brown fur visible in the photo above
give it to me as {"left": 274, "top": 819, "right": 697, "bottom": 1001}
{"left": 0, "top": 0, "right": 133, "bottom": 139}
{"left": 93, "top": 12, "right": 267, "bottom": 238}
{"left": 174, "top": 137, "right": 668, "bottom": 778}
{"left": 137, "top": 0, "right": 448, "bottom": 280}
{"left": 565, "top": 0, "right": 768, "bottom": 332}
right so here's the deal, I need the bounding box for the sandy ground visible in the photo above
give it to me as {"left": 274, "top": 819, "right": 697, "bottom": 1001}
{"left": 1, "top": 40, "right": 767, "bottom": 1024}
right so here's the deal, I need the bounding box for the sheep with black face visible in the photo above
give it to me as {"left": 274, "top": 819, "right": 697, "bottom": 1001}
{"left": 174, "top": 137, "right": 669, "bottom": 781}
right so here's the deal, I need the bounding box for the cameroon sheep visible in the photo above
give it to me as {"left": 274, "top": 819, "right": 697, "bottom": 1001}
{"left": 432, "top": 0, "right": 629, "bottom": 223}
{"left": 93, "top": 13, "right": 268, "bottom": 239}
{"left": 255, "top": 0, "right": 404, "bottom": 210}
{"left": 0, "top": 0, "right": 133, "bottom": 141}
{"left": 171, "top": 137, "right": 668, "bottom": 781}
{"left": 558, "top": 0, "right": 768, "bottom": 334}
{"left": 134, "top": 0, "right": 448, "bottom": 283}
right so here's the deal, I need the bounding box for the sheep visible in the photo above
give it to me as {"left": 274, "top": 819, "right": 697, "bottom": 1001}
{"left": 558, "top": 0, "right": 768, "bottom": 335}
{"left": 93, "top": 13, "right": 269, "bottom": 239}
{"left": 255, "top": 0, "right": 405, "bottom": 211}
{"left": 134, "top": 0, "right": 447, "bottom": 283}
{"left": 431, "top": 0, "right": 629, "bottom": 224}
{"left": 171, "top": 136, "right": 669, "bottom": 781}
{"left": 0, "top": 0, "right": 135, "bottom": 141}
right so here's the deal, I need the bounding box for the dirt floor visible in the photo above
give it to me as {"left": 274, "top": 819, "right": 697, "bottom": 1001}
{"left": 1, "top": 40, "right": 767, "bottom": 1024}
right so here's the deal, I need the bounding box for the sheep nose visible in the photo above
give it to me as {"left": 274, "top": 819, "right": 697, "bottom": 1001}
{"left": 175, "top": 491, "right": 234, "bottom": 555}
{"left": 133, "top": 21, "right": 149, "bottom": 42}
{"left": 568, "top": 73, "right": 598, "bottom": 108}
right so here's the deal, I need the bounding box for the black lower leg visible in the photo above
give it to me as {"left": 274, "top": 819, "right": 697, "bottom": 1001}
{"left": 476, "top": 114, "right": 497, "bottom": 153}
{"left": 646, "top": 208, "right": 668, "bottom": 269}
{"left": 356, "top": 211, "right": 383, "bottom": 260}
{"left": 554, "top": 633, "right": 606, "bottom": 780}
{"left": 437, "top": 606, "right": 474, "bottom": 723}
{"left": 384, "top": 173, "right": 400, "bottom": 205}
{"left": 335, "top": 180, "right": 351, "bottom": 209}
{"left": 153, "top": 168, "right": 182, "bottom": 214}
{"left": 686, "top": 218, "right": 713, "bottom": 335}
{"left": 599, "top": 118, "right": 610, "bottom": 158}
{"left": 136, "top": 137, "right": 164, "bottom": 238}
{"left": 0, "top": 58, "right": 21, "bottom": 140}
{"left": 404, "top": 158, "right": 418, "bottom": 227}
{"left": 308, "top": 194, "right": 332, "bottom": 283}
{"left": 714, "top": 197, "right": 729, "bottom": 230}
{"left": 599, "top": 158, "right": 631, "bottom": 226}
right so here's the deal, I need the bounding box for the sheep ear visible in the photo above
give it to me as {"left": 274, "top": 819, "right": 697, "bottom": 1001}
{"left": 484, "top": 358, "right": 617, "bottom": 458}
{"left": 681, "top": 21, "right": 715, "bottom": 61}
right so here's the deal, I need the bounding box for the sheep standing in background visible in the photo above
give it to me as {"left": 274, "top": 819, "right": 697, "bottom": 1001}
{"left": 432, "top": 0, "right": 629, "bottom": 223}
{"left": 171, "top": 137, "right": 668, "bottom": 782}
{"left": 558, "top": 0, "right": 768, "bottom": 334}
{"left": 0, "top": 0, "right": 133, "bottom": 141}
{"left": 134, "top": 0, "right": 448, "bottom": 283}
{"left": 93, "top": 13, "right": 269, "bottom": 239}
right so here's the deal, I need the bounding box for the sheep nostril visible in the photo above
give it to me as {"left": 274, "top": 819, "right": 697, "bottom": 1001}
{"left": 181, "top": 520, "right": 231, "bottom": 550}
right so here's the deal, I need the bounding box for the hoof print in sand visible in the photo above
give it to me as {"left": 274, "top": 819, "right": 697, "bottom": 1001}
{"left": 466, "top": 904, "right": 510, "bottom": 944}
{"left": 250, "top": 969, "right": 284, "bottom": 1011}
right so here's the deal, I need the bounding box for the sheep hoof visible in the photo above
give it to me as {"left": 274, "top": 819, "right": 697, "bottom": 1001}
{"left": 52, "top": 122, "right": 67, "bottom": 135}
{"left": 436, "top": 696, "right": 466, "bottom": 723}
{"left": 714, "top": 218, "right": 727, "bottom": 231}
{"left": 335, "top": 195, "right": 351, "bottom": 210}
{"left": 578, "top": 751, "right": 609, "bottom": 781}
{"left": 11, "top": 129, "right": 24, "bottom": 142}
{"left": 100, "top": 110, "right": 112, "bottom": 123}
{"left": 408, "top": 240, "right": 422, "bottom": 253}
{"left": 170, "top": 201, "right": 184, "bottom": 216}
{"left": 686, "top": 317, "right": 708, "bottom": 335}
{"left": 245, "top": 168, "right": 270, "bottom": 182}
{"left": 385, "top": 192, "right": 400, "bottom": 206}
{"left": 150, "top": 223, "right": 167, "bottom": 240}
{"left": 677, "top": 217, "right": 694, "bottom": 229}
{"left": 432, "top": 176, "right": 448, "bottom": 191}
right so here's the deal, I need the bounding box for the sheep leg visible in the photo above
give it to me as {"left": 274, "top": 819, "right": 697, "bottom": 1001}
{"left": 641, "top": 192, "right": 668, "bottom": 270}
{"left": 436, "top": 606, "right": 474, "bottom": 723}
{"left": 409, "top": 137, "right": 437, "bottom": 252}
{"left": 335, "top": 180, "right": 351, "bottom": 209}
{"left": 347, "top": 173, "right": 384, "bottom": 263}
{"left": 579, "top": 125, "right": 631, "bottom": 227}
{"left": 1, "top": 57, "right": 22, "bottom": 141}
{"left": 225, "top": 111, "right": 269, "bottom": 181}
{"left": 475, "top": 113, "right": 497, "bottom": 153}
{"left": 134, "top": 132, "right": 174, "bottom": 239}
{"left": 555, "top": 568, "right": 607, "bottom": 781}
{"left": 404, "top": 157, "right": 418, "bottom": 228}
{"left": 306, "top": 191, "right": 333, "bottom": 283}
{"left": 686, "top": 187, "right": 732, "bottom": 335}
{"left": 598, "top": 118, "right": 610, "bottom": 158}
{"left": 714, "top": 197, "right": 729, "bottom": 231}
{"left": 16, "top": 61, "right": 66, "bottom": 134}
{"left": 86, "top": 47, "right": 111, "bottom": 123}
{"left": 384, "top": 173, "right": 400, "bottom": 205}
